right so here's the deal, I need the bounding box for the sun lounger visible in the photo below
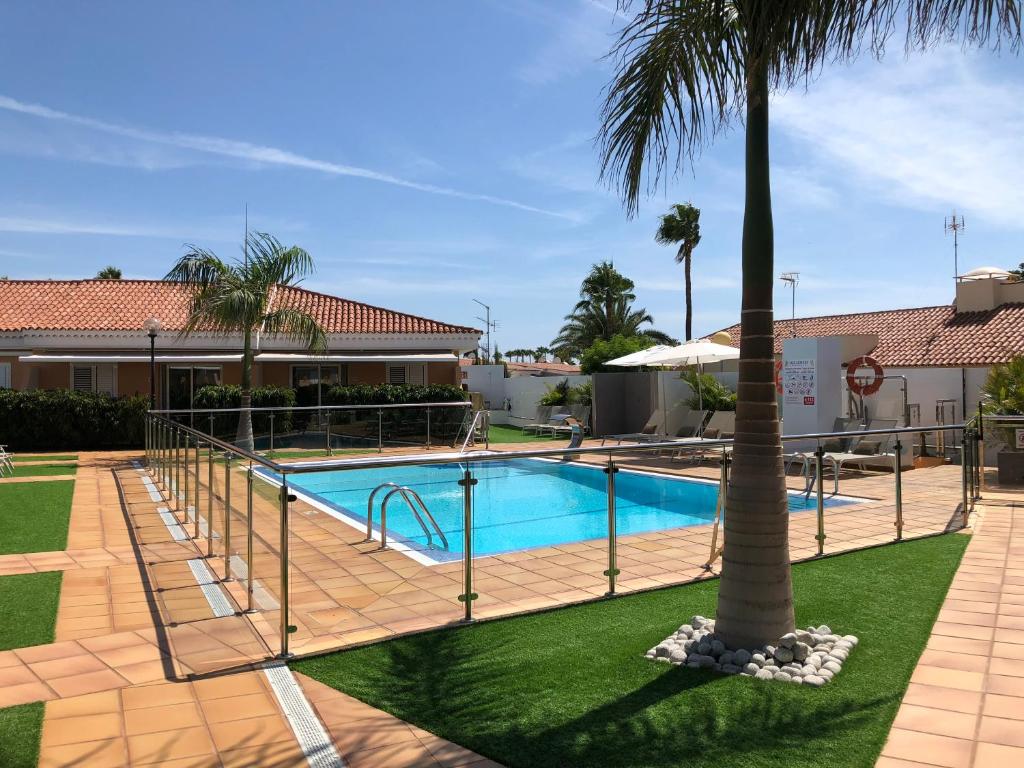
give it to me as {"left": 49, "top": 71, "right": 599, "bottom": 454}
{"left": 601, "top": 410, "right": 668, "bottom": 445}
{"left": 0, "top": 444, "right": 14, "bottom": 477}
{"left": 672, "top": 411, "right": 734, "bottom": 461}
{"left": 522, "top": 406, "right": 554, "bottom": 435}
{"left": 820, "top": 419, "right": 900, "bottom": 493}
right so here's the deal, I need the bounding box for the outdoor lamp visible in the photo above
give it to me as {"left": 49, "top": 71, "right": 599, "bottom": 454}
{"left": 144, "top": 316, "right": 161, "bottom": 409}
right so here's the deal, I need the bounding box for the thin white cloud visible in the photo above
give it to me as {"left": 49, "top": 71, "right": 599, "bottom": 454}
{"left": 0, "top": 94, "right": 572, "bottom": 220}
{"left": 516, "top": 0, "right": 621, "bottom": 85}
{"left": 773, "top": 52, "right": 1024, "bottom": 228}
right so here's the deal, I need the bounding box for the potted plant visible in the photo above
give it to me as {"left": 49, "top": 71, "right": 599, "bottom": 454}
{"left": 981, "top": 356, "right": 1024, "bottom": 485}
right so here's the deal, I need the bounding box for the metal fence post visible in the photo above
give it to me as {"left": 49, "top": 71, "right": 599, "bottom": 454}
{"left": 269, "top": 413, "right": 275, "bottom": 457}
{"left": 426, "top": 407, "right": 431, "bottom": 450}
{"left": 377, "top": 409, "right": 383, "bottom": 453}
{"left": 245, "top": 465, "right": 255, "bottom": 614}
{"left": 209, "top": 414, "right": 215, "bottom": 444}
{"left": 223, "top": 453, "right": 232, "bottom": 581}
{"left": 279, "top": 478, "right": 291, "bottom": 658}
{"left": 174, "top": 428, "right": 181, "bottom": 510}
{"left": 183, "top": 433, "right": 191, "bottom": 526}
{"left": 894, "top": 438, "right": 904, "bottom": 541}
{"left": 194, "top": 439, "right": 201, "bottom": 540}
{"left": 159, "top": 423, "right": 166, "bottom": 489}
{"left": 207, "top": 441, "right": 215, "bottom": 558}
{"left": 325, "top": 412, "right": 331, "bottom": 456}
{"left": 960, "top": 434, "right": 970, "bottom": 528}
{"left": 815, "top": 441, "right": 826, "bottom": 557}
{"left": 604, "top": 457, "right": 619, "bottom": 596}
{"left": 458, "top": 468, "right": 478, "bottom": 621}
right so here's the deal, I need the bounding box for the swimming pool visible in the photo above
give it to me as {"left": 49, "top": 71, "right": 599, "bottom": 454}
{"left": 274, "top": 459, "right": 857, "bottom": 564}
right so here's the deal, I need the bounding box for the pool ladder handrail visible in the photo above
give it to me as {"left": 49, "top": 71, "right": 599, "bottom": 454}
{"left": 366, "top": 482, "right": 449, "bottom": 552}
{"left": 459, "top": 409, "right": 489, "bottom": 453}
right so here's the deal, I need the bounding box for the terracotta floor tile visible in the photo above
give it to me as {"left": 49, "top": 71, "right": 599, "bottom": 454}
{"left": 14, "top": 642, "right": 86, "bottom": 664}
{"left": 910, "top": 665, "right": 985, "bottom": 693}
{"left": 45, "top": 690, "right": 121, "bottom": 720}
{"left": 207, "top": 713, "right": 296, "bottom": 752}
{"left": 892, "top": 704, "right": 978, "bottom": 740}
{"left": 124, "top": 701, "right": 204, "bottom": 735}
{"left": 127, "top": 725, "right": 216, "bottom": 765}
{"left": 199, "top": 692, "right": 280, "bottom": 723}
{"left": 40, "top": 711, "right": 123, "bottom": 747}
{"left": 973, "top": 741, "right": 1024, "bottom": 767}
{"left": 29, "top": 653, "right": 110, "bottom": 680}
{"left": 901, "top": 684, "right": 983, "bottom": 715}
{"left": 977, "top": 715, "right": 1024, "bottom": 748}
{"left": 345, "top": 740, "right": 442, "bottom": 768}
{"left": 0, "top": 664, "right": 39, "bottom": 687}
{"left": 881, "top": 727, "right": 973, "bottom": 768}
{"left": 121, "top": 680, "right": 195, "bottom": 710}
{"left": 47, "top": 668, "right": 129, "bottom": 698}
{"left": 191, "top": 672, "right": 266, "bottom": 701}
{"left": 37, "top": 736, "right": 128, "bottom": 768}
{"left": 0, "top": 681, "right": 56, "bottom": 707}
{"left": 218, "top": 742, "right": 308, "bottom": 767}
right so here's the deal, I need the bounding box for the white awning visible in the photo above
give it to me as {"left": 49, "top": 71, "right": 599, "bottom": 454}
{"left": 254, "top": 353, "right": 458, "bottom": 363}
{"left": 18, "top": 354, "right": 244, "bottom": 364}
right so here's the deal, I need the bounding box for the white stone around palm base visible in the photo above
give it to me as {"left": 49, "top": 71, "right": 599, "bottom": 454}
{"left": 645, "top": 616, "right": 857, "bottom": 686}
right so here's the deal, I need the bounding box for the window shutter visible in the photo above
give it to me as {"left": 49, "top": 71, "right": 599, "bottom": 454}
{"left": 95, "top": 364, "right": 116, "bottom": 396}
{"left": 0, "top": 362, "right": 10, "bottom": 389}
{"left": 72, "top": 365, "right": 95, "bottom": 392}
{"left": 387, "top": 365, "right": 407, "bottom": 384}
{"left": 408, "top": 363, "right": 425, "bottom": 386}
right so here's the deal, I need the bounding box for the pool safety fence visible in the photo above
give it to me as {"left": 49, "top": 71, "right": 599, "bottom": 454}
{"left": 144, "top": 409, "right": 981, "bottom": 661}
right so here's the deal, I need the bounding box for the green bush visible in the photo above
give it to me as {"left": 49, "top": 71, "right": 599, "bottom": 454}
{"left": 0, "top": 389, "right": 148, "bottom": 450}
{"left": 579, "top": 334, "right": 654, "bottom": 374}
{"left": 192, "top": 385, "right": 296, "bottom": 437}
{"left": 539, "top": 379, "right": 572, "bottom": 406}
{"left": 681, "top": 371, "right": 736, "bottom": 411}
{"left": 324, "top": 384, "right": 469, "bottom": 442}
{"left": 324, "top": 383, "right": 468, "bottom": 405}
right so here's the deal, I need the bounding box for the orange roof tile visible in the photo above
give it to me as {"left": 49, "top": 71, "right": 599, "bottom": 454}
{"left": 717, "top": 304, "right": 1024, "bottom": 367}
{"left": 0, "top": 279, "right": 479, "bottom": 336}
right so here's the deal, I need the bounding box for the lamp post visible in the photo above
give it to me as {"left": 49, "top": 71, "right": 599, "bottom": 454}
{"left": 144, "top": 316, "right": 161, "bottom": 409}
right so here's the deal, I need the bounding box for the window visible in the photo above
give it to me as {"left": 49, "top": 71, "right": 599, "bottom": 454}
{"left": 0, "top": 362, "right": 9, "bottom": 389}
{"left": 291, "top": 364, "right": 344, "bottom": 408}
{"left": 167, "top": 366, "right": 222, "bottom": 409}
{"left": 71, "top": 364, "right": 117, "bottom": 395}
{"left": 387, "top": 363, "right": 425, "bottom": 385}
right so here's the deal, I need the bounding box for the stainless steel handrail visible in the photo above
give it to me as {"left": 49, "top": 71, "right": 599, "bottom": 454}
{"left": 148, "top": 412, "right": 970, "bottom": 476}
{"left": 151, "top": 402, "right": 471, "bottom": 416}
{"left": 365, "top": 481, "right": 449, "bottom": 551}
{"left": 459, "top": 410, "right": 490, "bottom": 453}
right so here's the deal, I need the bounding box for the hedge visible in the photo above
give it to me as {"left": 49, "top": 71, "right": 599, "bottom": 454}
{"left": 325, "top": 384, "right": 469, "bottom": 442}
{"left": 192, "top": 385, "right": 297, "bottom": 438}
{"left": 324, "top": 383, "right": 468, "bottom": 406}
{"left": 0, "top": 389, "right": 148, "bottom": 451}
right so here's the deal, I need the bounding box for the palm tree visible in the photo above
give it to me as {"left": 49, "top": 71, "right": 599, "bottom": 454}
{"left": 656, "top": 203, "right": 701, "bottom": 340}
{"left": 553, "top": 261, "right": 675, "bottom": 357}
{"left": 600, "top": 1, "right": 1019, "bottom": 650}
{"left": 96, "top": 266, "right": 122, "bottom": 279}
{"left": 534, "top": 345, "right": 552, "bottom": 363}
{"left": 165, "top": 232, "right": 328, "bottom": 450}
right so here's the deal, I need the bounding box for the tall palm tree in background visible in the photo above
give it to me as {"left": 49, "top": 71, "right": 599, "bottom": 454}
{"left": 534, "top": 345, "right": 552, "bottom": 363}
{"left": 600, "top": 0, "right": 1019, "bottom": 649}
{"left": 552, "top": 261, "right": 675, "bottom": 359}
{"left": 656, "top": 203, "right": 701, "bottom": 340}
{"left": 166, "top": 232, "right": 328, "bottom": 451}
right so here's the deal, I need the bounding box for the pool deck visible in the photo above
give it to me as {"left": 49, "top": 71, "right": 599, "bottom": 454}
{"left": 0, "top": 439, "right": 1001, "bottom": 767}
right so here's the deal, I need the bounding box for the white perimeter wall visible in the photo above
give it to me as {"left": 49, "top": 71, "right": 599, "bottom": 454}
{"left": 462, "top": 364, "right": 591, "bottom": 425}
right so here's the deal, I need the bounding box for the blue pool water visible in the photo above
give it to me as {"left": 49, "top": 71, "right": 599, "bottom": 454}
{"left": 277, "top": 459, "right": 854, "bottom": 562}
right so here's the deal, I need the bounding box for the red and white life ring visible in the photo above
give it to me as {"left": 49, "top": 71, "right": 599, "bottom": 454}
{"left": 846, "top": 355, "right": 884, "bottom": 396}
{"left": 774, "top": 359, "right": 783, "bottom": 395}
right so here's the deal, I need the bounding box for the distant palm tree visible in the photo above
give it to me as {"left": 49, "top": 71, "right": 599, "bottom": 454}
{"left": 165, "top": 232, "right": 327, "bottom": 450}
{"left": 96, "top": 266, "right": 122, "bottom": 279}
{"left": 599, "top": 0, "right": 1019, "bottom": 649}
{"left": 534, "top": 345, "right": 552, "bottom": 363}
{"left": 552, "top": 262, "right": 674, "bottom": 359}
{"left": 656, "top": 203, "right": 701, "bottom": 341}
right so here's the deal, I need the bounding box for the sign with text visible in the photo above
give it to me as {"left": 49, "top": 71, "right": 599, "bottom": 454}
{"left": 782, "top": 358, "right": 817, "bottom": 407}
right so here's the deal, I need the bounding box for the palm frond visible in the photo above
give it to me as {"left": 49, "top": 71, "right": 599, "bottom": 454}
{"left": 261, "top": 307, "right": 328, "bottom": 354}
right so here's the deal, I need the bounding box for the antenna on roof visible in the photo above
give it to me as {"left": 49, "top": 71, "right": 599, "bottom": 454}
{"left": 945, "top": 210, "right": 965, "bottom": 280}
{"left": 780, "top": 272, "right": 799, "bottom": 337}
{"left": 243, "top": 203, "right": 249, "bottom": 268}
{"left": 473, "top": 299, "right": 498, "bottom": 363}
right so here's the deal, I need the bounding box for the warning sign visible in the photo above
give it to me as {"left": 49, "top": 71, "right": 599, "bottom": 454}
{"left": 783, "top": 358, "right": 817, "bottom": 407}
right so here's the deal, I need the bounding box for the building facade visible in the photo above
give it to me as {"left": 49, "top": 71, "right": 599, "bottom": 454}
{"left": 0, "top": 280, "right": 480, "bottom": 409}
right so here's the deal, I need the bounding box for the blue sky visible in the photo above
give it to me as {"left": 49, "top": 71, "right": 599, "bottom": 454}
{"left": 1, "top": 1, "right": 1022, "bottom": 350}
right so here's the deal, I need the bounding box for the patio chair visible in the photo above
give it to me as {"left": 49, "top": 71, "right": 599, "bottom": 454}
{"left": 601, "top": 408, "right": 670, "bottom": 445}
{"left": 820, "top": 419, "right": 900, "bottom": 494}
{"left": 521, "top": 406, "right": 554, "bottom": 435}
{"left": 0, "top": 444, "right": 13, "bottom": 477}
{"left": 671, "top": 411, "right": 735, "bottom": 461}
{"left": 783, "top": 417, "right": 862, "bottom": 480}
{"left": 546, "top": 405, "right": 593, "bottom": 438}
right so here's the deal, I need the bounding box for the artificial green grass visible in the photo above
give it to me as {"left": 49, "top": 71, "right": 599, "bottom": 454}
{"left": 0, "top": 480, "right": 74, "bottom": 554}
{"left": 12, "top": 454, "right": 77, "bottom": 463}
{"left": 0, "top": 571, "right": 62, "bottom": 651}
{"left": 0, "top": 703, "right": 45, "bottom": 768}
{"left": 487, "top": 424, "right": 562, "bottom": 444}
{"left": 6, "top": 463, "right": 77, "bottom": 478}
{"left": 294, "top": 534, "right": 969, "bottom": 768}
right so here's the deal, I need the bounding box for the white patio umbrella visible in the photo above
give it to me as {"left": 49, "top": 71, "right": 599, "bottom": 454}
{"left": 604, "top": 344, "right": 676, "bottom": 367}
{"left": 641, "top": 339, "right": 740, "bottom": 411}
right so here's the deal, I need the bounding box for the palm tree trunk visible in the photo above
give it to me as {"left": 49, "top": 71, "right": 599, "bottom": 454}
{"left": 714, "top": 57, "right": 795, "bottom": 650}
{"left": 684, "top": 247, "right": 693, "bottom": 341}
{"left": 236, "top": 328, "right": 255, "bottom": 451}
